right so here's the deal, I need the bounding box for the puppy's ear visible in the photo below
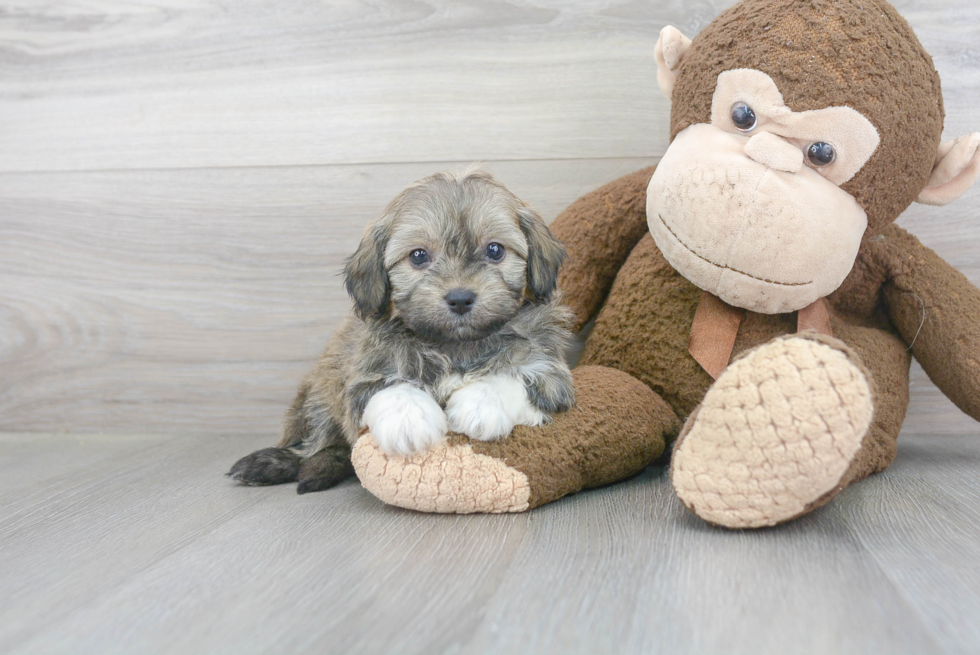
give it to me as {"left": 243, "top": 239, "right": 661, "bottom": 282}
{"left": 344, "top": 218, "right": 391, "bottom": 319}
{"left": 517, "top": 205, "right": 566, "bottom": 303}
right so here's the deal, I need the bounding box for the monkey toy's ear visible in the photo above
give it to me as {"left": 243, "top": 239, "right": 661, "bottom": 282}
{"left": 916, "top": 133, "right": 980, "bottom": 206}
{"left": 654, "top": 25, "right": 693, "bottom": 100}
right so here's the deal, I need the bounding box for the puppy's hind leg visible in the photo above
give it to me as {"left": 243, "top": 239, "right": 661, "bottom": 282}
{"left": 227, "top": 447, "right": 302, "bottom": 486}
{"left": 289, "top": 381, "right": 356, "bottom": 493}
{"left": 297, "top": 442, "right": 355, "bottom": 494}
{"left": 227, "top": 379, "right": 312, "bottom": 486}
{"left": 228, "top": 378, "right": 356, "bottom": 492}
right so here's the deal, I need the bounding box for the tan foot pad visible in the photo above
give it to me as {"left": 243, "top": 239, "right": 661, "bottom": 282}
{"left": 672, "top": 335, "right": 875, "bottom": 529}
{"left": 351, "top": 435, "right": 531, "bottom": 513}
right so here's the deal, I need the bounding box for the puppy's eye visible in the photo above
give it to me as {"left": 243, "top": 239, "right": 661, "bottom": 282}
{"left": 731, "top": 103, "right": 757, "bottom": 132}
{"left": 409, "top": 249, "right": 429, "bottom": 267}
{"left": 806, "top": 142, "right": 836, "bottom": 167}
{"left": 485, "top": 242, "right": 505, "bottom": 262}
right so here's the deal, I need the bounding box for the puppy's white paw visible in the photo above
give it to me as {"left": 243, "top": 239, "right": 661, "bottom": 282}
{"left": 446, "top": 376, "right": 546, "bottom": 442}
{"left": 361, "top": 384, "right": 448, "bottom": 456}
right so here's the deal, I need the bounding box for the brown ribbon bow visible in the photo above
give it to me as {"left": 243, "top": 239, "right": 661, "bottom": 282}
{"left": 688, "top": 290, "right": 833, "bottom": 379}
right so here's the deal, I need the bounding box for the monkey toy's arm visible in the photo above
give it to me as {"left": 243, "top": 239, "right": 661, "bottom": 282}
{"left": 881, "top": 225, "right": 980, "bottom": 422}
{"left": 549, "top": 166, "right": 656, "bottom": 330}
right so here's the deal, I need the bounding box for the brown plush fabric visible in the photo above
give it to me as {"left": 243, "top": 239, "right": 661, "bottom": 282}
{"left": 550, "top": 166, "right": 656, "bottom": 331}
{"left": 579, "top": 232, "right": 713, "bottom": 419}
{"left": 670, "top": 0, "right": 944, "bottom": 234}
{"left": 879, "top": 225, "right": 980, "bottom": 422}
{"left": 469, "top": 365, "right": 680, "bottom": 509}
{"left": 577, "top": 173, "right": 927, "bottom": 482}
{"left": 833, "top": 320, "right": 910, "bottom": 480}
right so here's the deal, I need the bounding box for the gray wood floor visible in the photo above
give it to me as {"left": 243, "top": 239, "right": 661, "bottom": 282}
{"left": 2, "top": 430, "right": 979, "bottom": 655}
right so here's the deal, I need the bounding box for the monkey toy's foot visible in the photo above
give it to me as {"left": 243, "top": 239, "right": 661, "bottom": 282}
{"left": 671, "top": 334, "right": 876, "bottom": 529}
{"left": 351, "top": 366, "right": 680, "bottom": 513}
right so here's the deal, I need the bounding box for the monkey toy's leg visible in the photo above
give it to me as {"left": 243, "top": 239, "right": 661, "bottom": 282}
{"left": 671, "top": 327, "right": 910, "bottom": 529}
{"left": 351, "top": 366, "right": 679, "bottom": 513}
{"left": 227, "top": 381, "right": 355, "bottom": 495}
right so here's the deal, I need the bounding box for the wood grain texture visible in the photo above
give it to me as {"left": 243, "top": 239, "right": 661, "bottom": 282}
{"left": 1, "top": 0, "right": 979, "bottom": 438}
{"left": 839, "top": 437, "right": 980, "bottom": 652}
{"left": 0, "top": 0, "right": 692, "bottom": 172}
{"left": 2, "top": 431, "right": 978, "bottom": 654}
{"left": 1, "top": 0, "right": 977, "bottom": 172}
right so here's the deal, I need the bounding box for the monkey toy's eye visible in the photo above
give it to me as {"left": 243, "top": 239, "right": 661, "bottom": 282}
{"left": 485, "top": 242, "right": 505, "bottom": 262}
{"left": 409, "top": 248, "right": 429, "bottom": 267}
{"left": 807, "top": 142, "right": 836, "bottom": 167}
{"left": 731, "top": 103, "right": 757, "bottom": 131}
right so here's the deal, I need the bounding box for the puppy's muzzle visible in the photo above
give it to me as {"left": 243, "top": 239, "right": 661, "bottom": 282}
{"left": 445, "top": 289, "right": 476, "bottom": 315}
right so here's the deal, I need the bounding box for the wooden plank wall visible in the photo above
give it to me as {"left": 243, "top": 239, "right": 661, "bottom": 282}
{"left": 1, "top": 0, "right": 978, "bottom": 436}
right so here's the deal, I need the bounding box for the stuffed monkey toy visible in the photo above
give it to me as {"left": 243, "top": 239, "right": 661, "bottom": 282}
{"left": 351, "top": 0, "right": 980, "bottom": 528}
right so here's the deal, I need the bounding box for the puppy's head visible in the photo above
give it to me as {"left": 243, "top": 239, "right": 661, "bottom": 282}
{"left": 344, "top": 169, "right": 566, "bottom": 341}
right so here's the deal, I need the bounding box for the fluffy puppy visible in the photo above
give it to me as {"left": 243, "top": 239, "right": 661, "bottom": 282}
{"left": 228, "top": 170, "right": 575, "bottom": 494}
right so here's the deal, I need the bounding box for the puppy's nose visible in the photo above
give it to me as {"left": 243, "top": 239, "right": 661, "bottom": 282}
{"left": 445, "top": 289, "right": 476, "bottom": 315}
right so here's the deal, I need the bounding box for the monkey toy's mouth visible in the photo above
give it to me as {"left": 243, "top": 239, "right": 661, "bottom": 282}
{"left": 645, "top": 123, "right": 868, "bottom": 314}
{"left": 656, "top": 213, "right": 812, "bottom": 288}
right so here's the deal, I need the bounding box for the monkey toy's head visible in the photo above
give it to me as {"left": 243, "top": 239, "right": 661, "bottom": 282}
{"left": 647, "top": 0, "right": 980, "bottom": 314}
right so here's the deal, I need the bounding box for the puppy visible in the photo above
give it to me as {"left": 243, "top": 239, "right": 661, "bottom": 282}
{"left": 228, "top": 170, "right": 575, "bottom": 494}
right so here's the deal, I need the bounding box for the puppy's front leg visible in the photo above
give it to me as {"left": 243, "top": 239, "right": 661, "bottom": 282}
{"left": 446, "top": 375, "right": 546, "bottom": 442}
{"left": 361, "top": 384, "right": 448, "bottom": 456}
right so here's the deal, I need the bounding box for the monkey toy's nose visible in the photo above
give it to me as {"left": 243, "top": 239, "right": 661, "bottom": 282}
{"left": 744, "top": 131, "right": 804, "bottom": 173}
{"left": 445, "top": 289, "right": 477, "bottom": 315}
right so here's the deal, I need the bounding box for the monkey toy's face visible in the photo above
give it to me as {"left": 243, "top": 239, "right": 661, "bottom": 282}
{"left": 646, "top": 7, "right": 980, "bottom": 316}
{"left": 648, "top": 69, "right": 881, "bottom": 314}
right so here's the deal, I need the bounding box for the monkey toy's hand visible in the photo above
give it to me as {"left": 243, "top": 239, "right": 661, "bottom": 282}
{"left": 361, "top": 384, "right": 448, "bottom": 456}
{"left": 351, "top": 366, "right": 678, "bottom": 514}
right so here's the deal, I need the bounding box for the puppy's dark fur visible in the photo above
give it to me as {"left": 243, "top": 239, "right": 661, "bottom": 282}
{"left": 228, "top": 170, "right": 574, "bottom": 493}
